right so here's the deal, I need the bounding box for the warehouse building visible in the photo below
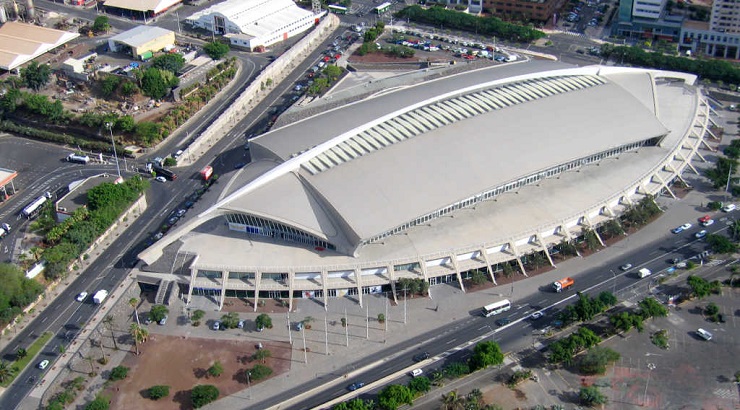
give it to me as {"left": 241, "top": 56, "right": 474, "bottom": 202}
{"left": 0, "top": 21, "right": 79, "bottom": 71}
{"left": 107, "top": 25, "right": 175, "bottom": 59}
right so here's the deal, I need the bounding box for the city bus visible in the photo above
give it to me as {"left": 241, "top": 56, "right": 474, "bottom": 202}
{"left": 374, "top": 2, "right": 391, "bottom": 14}
{"left": 481, "top": 299, "right": 511, "bottom": 317}
{"left": 328, "top": 4, "right": 348, "bottom": 14}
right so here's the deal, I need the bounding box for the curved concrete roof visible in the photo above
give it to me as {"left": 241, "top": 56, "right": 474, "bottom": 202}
{"left": 139, "top": 63, "right": 702, "bottom": 270}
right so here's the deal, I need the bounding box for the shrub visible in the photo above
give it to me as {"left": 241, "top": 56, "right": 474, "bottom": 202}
{"left": 148, "top": 385, "right": 170, "bottom": 400}
{"left": 579, "top": 385, "right": 608, "bottom": 406}
{"left": 651, "top": 329, "right": 669, "bottom": 349}
{"left": 249, "top": 364, "right": 272, "bottom": 381}
{"left": 579, "top": 347, "right": 620, "bottom": 375}
{"left": 191, "top": 385, "right": 219, "bottom": 408}
{"left": 109, "top": 366, "right": 129, "bottom": 381}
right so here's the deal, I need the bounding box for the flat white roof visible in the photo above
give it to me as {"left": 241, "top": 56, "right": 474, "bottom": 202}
{"left": 186, "top": 0, "right": 314, "bottom": 37}
{"left": 108, "top": 25, "right": 174, "bottom": 48}
{"left": 0, "top": 22, "right": 80, "bottom": 71}
{"left": 103, "top": 0, "right": 181, "bottom": 13}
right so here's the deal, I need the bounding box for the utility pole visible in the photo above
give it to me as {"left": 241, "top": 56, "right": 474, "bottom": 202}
{"left": 105, "top": 122, "right": 121, "bottom": 177}
{"left": 286, "top": 313, "right": 292, "bottom": 345}
{"left": 365, "top": 304, "right": 369, "bottom": 340}
{"left": 384, "top": 294, "right": 388, "bottom": 340}
{"left": 246, "top": 371, "right": 252, "bottom": 400}
{"left": 344, "top": 307, "right": 349, "bottom": 347}
{"left": 403, "top": 287, "right": 407, "bottom": 324}
{"left": 176, "top": 11, "right": 181, "bottom": 34}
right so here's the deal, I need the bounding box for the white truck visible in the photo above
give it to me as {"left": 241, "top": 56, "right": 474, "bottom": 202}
{"left": 93, "top": 290, "right": 108, "bottom": 304}
{"left": 0, "top": 223, "right": 10, "bottom": 239}
{"left": 637, "top": 268, "right": 652, "bottom": 278}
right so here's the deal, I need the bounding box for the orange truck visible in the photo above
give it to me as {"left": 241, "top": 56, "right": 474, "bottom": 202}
{"left": 552, "top": 277, "right": 574, "bottom": 293}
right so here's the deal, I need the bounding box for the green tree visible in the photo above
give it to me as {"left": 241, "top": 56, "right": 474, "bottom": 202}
{"left": 163, "top": 157, "right": 177, "bottom": 167}
{"left": 16, "top": 348, "right": 27, "bottom": 360}
{"left": 21, "top": 61, "right": 51, "bottom": 91}
{"left": 148, "top": 385, "right": 170, "bottom": 400}
{"left": 377, "top": 384, "right": 414, "bottom": 410}
{"left": 152, "top": 54, "right": 186, "bottom": 74}
{"left": 92, "top": 16, "right": 111, "bottom": 33}
{"left": 0, "top": 263, "right": 44, "bottom": 327}
{"left": 443, "top": 361, "right": 470, "bottom": 378}
{"left": 134, "top": 121, "right": 160, "bottom": 145}
{"left": 148, "top": 304, "right": 169, "bottom": 322}
{"left": 597, "top": 291, "right": 617, "bottom": 307}
{"left": 253, "top": 349, "right": 271, "bottom": 364}
{"left": 323, "top": 64, "right": 342, "bottom": 81}
{"left": 129, "top": 323, "right": 148, "bottom": 355}
{"left": 256, "top": 313, "right": 272, "bottom": 329}
{"left": 100, "top": 75, "right": 121, "bottom": 97}
{"left": 687, "top": 275, "right": 720, "bottom": 298}
{"left": 203, "top": 42, "right": 230, "bottom": 60}
{"left": 248, "top": 363, "right": 272, "bottom": 380}
{"left": 0, "top": 360, "right": 15, "bottom": 383}
{"left": 85, "top": 395, "right": 110, "bottom": 410}
{"left": 407, "top": 375, "right": 431, "bottom": 394}
{"left": 470, "top": 269, "right": 487, "bottom": 286}
{"left": 191, "top": 384, "right": 219, "bottom": 408}
{"left": 638, "top": 297, "right": 668, "bottom": 318}
{"left": 333, "top": 398, "right": 373, "bottom": 410}
{"left": 140, "top": 68, "right": 176, "bottom": 99}
{"left": 191, "top": 309, "right": 205, "bottom": 321}
{"left": 579, "top": 385, "right": 608, "bottom": 406}
{"left": 115, "top": 115, "right": 135, "bottom": 133}
{"left": 109, "top": 366, "right": 129, "bottom": 381}
{"left": 219, "top": 311, "right": 239, "bottom": 329}
{"left": 440, "top": 389, "right": 466, "bottom": 410}
{"left": 207, "top": 361, "right": 224, "bottom": 378}
{"left": 706, "top": 234, "right": 737, "bottom": 254}
{"left": 467, "top": 388, "right": 483, "bottom": 407}
{"left": 579, "top": 347, "right": 620, "bottom": 375}
{"left": 120, "top": 81, "right": 138, "bottom": 97}
{"left": 468, "top": 341, "right": 504, "bottom": 371}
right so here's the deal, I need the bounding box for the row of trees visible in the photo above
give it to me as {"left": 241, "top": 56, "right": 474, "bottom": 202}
{"left": 30, "top": 176, "right": 149, "bottom": 279}
{"left": 334, "top": 342, "right": 502, "bottom": 410}
{"left": 0, "top": 264, "right": 44, "bottom": 328}
{"left": 599, "top": 43, "right": 740, "bottom": 85}
{"left": 396, "top": 5, "right": 546, "bottom": 43}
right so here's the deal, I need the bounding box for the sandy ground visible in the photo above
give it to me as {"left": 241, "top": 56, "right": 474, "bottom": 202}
{"left": 107, "top": 335, "right": 291, "bottom": 410}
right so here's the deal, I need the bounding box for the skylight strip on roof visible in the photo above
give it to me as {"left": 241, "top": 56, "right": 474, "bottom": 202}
{"left": 517, "top": 83, "right": 548, "bottom": 98}
{"left": 405, "top": 111, "right": 437, "bottom": 130}
{"left": 398, "top": 115, "right": 428, "bottom": 134}
{"left": 384, "top": 122, "right": 410, "bottom": 141}
{"left": 426, "top": 105, "right": 457, "bottom": 123}
{"left": 333, "top": 143, "right": 357, "bottom": 160}
{"left": 541, "top": 78, "right": 569, "bottom": 93}
{"left": 562, "top": 76, "right": 590, "bottom": 89}
{"left": 325, "top": 151, "right": 344, "bottom": 165}
{"left": 392, "top": 116, "right": 422, "bottom": 135}
{"left": 457, "top": 95, "right": 487, "bottom": 114}
{"left": 467, "top": 93, "right": 498, "bottom": 111}
{"left": 527, "top": 82, "right": 556, "bottom": 97}
{"left": 534, "top": 80, "right": 561, "bottom": 95}
{"left": 308, "top": 158, "right": 326, "bottom": 172}
{"left": 477, "top": 91, "right": 508, "bottom": 109}
{"left": 316, "top": 155, "right": 336, "bottom": 170}
{"left": 352, "top": 136, "right": 377, "bottom": 152}
{"left": 489, "top": 90, "right": 519, "bottom": 106}
{"left": 302, "top": 163, "right": 320, "bottom": 175}
{"left": 551, "top": 77, "right": 583, "bottom": 91}
{"left": 436, "top": 101, "right": 467, "bottom": 121}
{"left": 417, "top": 107, "right": 448, "bottom": 127}
{"left": 509, "top": 83, "right": 541, "bottom": 100}
{"left": 366, "top": 129, "right": 394, "bottom": 146}
{"left": 376, "top": 122, "right": 406, "bottom": 142}
{"left": 358, "top": 132, "right": 383, "bottom": 150}
{"left": 446, "top": 99, "right": 477, "bottom": 117}
{"left": 346, "top": 139, "right": 367, "bottom": 155}
{"left": 497, "top": 86, "right": 530, "bottom": 104}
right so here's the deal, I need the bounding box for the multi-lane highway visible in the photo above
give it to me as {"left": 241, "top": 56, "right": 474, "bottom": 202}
{"left": 254, "top": 218, "right": 726, "bottom": 410}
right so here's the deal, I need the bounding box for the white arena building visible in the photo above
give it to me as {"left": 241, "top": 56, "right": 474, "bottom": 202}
{"left": 138, "top": 61, "right": 719, "bottom": 311}
{"left": 185, "top": 0, "right": 321, "bottom": 51}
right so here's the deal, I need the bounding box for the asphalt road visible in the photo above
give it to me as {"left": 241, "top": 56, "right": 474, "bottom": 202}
{"left": 268, "top": 220, "right": 729, "bottom": 410}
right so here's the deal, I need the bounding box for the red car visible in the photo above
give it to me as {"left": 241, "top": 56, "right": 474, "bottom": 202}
{"left": 323, "top": 56, "right": 331, "bottom": 62}
{"left": 334, "top": 53, "right": 342, "bottom": 60}
{"left": 698, "top": 214, "right": 711, "bottom": 223}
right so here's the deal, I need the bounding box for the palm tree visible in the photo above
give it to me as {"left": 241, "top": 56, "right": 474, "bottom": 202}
{"left": 129, "top": 323, "right": 147, "bottom": 355}
{"left": 129, "top": 298, "right": 140, "bottom": 326}
{"left": 253, "top": 349, "right": 271, "bottom": 364}
{"left": 440, "top": 389, "right": 466, "bottom": 410}
{"left": 731, "top": 219, "right": 740, "bottom": 240}
{"left": 102, "top": 315, "right": 118, "bottom": 350}
{"left": 0, "top": 361, "right": 14, "bottom": 383}
{"left": 84, "top": 354, "right": 95, "bottom": 375}
{"left": 467, "top": 388, "right": 483, "bottom": 407}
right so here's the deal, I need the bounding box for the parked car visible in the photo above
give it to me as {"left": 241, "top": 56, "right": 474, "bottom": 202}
{"left": 76, "top": 292, "right": 88, "bottom": 302}
{"left": 702, "top": 219, "right": 715, "bottom": 227}
{"left": 347, "top": 381, "right": 365, "bottom": 391}
{"left": 155, "top": 176, "right": 167, "bottom": 183}
{"left": 176, "top": 209, "right": 186, "bottom": 217}
{"left": 238, "top": 320, "right": 245, "bottom": 329}
{"left": 213, "top": 321, "right": 221, "bottom": 331}
{"left": 672, "top": 223, "right": 692, "bottom": 233}
{"left": 695, "top": 230, "right": 708, "bottom": 239}
{"left": 38, "top": 360, "right": 50, "bottom": 370}
{"left": 698, "top": 214, "right": 711, "bottom": 223}
{"left": 159, "top": 315, "right": 168, "bottom": 325}
{"left": 413, "top": 352, "right": 430, "bottom": 362}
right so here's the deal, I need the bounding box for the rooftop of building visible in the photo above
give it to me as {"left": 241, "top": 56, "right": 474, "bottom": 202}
{"left": 108, "top": 25, "right": 174, "bottom": 48}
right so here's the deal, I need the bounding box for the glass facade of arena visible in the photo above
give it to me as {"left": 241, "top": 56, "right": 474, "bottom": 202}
{"left": 225, "top": 213, "right": 336, "bottom": 250}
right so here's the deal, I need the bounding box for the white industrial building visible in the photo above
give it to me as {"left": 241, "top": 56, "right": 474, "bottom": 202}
{"left": 185, "top": 0, "right": 322, "bottom": 51}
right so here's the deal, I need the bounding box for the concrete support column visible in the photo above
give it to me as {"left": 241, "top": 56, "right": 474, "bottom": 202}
{"left": 219, "top": 271, "right": 228, "bottom": 311}
{"left": 583, "top": 216, "right": 606, "bottom": 247}
{"left": 321, "top": 270, "right": 329, "bottom": 311}
{"left": 187, "top": 268, "right": 196, "bottom": 305}
{"left": 387, "top": 264, "right": 399, "bottom": 302}
{"left": 354, "top": 268, "right": 366, "bottom": 307}
{"left": 418, "top": 259, "right": 433, "bottom": 296}
{"left": 479, "top": 248, "right": 497, "bottom": 285}
{"left": 508, "top": 242, "right": 528, "bottom": 277}
{"left": 536, "top": 235, "right": 556, "bottom": 268}
{"left": 676, "top": 151, "right": 700, "bottom": 175}
{"left": 559, "top": 224, "right": 582, "bottom": 257}
{"left": 253, "top": 271, "right": 262, "bottom": 312}
{"left": 449, "top": 254, "right": 465, "bottom": 292}
{"left": 652, "top": 172, "right": 677, "bottom": 199}
{"left": 288, "top": 270, "right": 295, "bottom": 312}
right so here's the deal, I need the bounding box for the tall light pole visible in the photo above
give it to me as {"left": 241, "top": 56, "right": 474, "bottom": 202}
{"left": 105, "top": 122, "right": 121, "bottom": 177}
{"left": 301, "top": 326, "right": 307, "bottom": 364}
{"left": 246, "top": 370, "right": 252, "bottom": 400}
{"left": 344, "top": 307, "right": 349, "bottom": 347}
{"left": 610, "top": 269, "right": 617, "bottom": 296}
{"left": 403, "top": 287, "right": 407, "bottom": 324}
{"left": 286, "top": 313, "right": 292, "bottom": 345}
{"left": 324, "top": 313, "right": 329, "bottom": 356}
{"left": 643, "top": 363, "right": 655, "bottom": 406}
{"left": 365, "top": 304, "right": 369, "bottom": 340}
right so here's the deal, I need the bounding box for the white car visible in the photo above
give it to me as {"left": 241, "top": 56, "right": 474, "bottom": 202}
{"left": 76, "top": 292, "right": 88, "bottom": 302}
{"left": 410, "top": 368, "right": 423, "bottom": 377}
{"left": 530, "top": 311, "right": 544, "bottom": 320}
{"left": 155, "top": 176, "right": 167, "bottom": 183}
{"left": 695, "top": 230, "right": 708, "bottom": 239}
{"left": 38, "top": 360, "right": 49, "bottom": 370}
{"left": 702, "top": 219, "right": 715, "bottom": 227}
{"left": 620, "top": 263, "right": 633, "bottom": 271}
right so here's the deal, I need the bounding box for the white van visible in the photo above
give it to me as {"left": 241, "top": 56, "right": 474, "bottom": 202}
{"left": 696, "top": 328, "right": 712, "bottom": 341}
{"left": 637, "top": 268, "right": 652, "bottom": 278}
{"left": 722, "top": 203, "right": 736, "bottom": 212}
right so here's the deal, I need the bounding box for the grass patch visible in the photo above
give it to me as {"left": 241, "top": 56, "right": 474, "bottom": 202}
{"left": 1, "top": 331, "right": 53, "bottom": 387}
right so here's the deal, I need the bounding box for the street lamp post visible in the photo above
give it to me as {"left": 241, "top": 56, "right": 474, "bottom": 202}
{"left": 246, "top": 370, "right": 251, "bottom": 400}
{"left": 105, "top": 122, "right": 121, "bottom": 177}
{"left": 643, "top": 363, "right": 655, "bottom": 406}
{"left": 610, "top": 269, "right": 617, "bottom": 296}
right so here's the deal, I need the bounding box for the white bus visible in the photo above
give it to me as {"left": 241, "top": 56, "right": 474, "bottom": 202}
{"left": 374, "top": 2, "right": 391, "bottom": 14}
{"left": 328, "top": 5, "right": 348, "bottom": 14}
{"left": 481, "top": 299, "right": 511, "bottom": 317}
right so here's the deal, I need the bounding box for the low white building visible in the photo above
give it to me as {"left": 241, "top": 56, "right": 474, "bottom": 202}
{"left": 185, "top": 0, "right": 322, "bottom": 51}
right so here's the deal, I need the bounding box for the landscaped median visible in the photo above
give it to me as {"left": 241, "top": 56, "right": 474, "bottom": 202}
{"left": 0, "top": 331, "right": 53, "bottom": 387}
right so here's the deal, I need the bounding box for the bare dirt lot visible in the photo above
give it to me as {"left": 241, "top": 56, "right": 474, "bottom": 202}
{"left": 107, "top": 335, "right": 291, "bottom": 410}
